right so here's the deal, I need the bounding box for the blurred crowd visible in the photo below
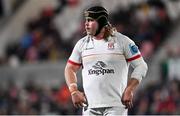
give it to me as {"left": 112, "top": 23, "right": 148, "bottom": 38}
{"left": 5, "top": 0, "right": 173, "bottom": 64}
{"left": 130, "top": 79, "right": 180, "bottom": 115}
{"left": 0, "top": 79, "right": 81, "bottom": 115}
{"left": 161, "top": 45, "right": 180, "bottom": 81}
{"left": 5, "top": 0, "right": 77, "bottom": 64}
{"left": 109, "top": 0, "right": 172, "bottom": 60}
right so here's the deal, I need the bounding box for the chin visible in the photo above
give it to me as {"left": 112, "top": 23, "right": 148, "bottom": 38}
{"left": 87, "top": 32, "right": 93, "bottom": 35}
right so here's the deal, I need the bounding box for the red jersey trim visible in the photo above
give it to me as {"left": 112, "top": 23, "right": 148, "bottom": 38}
{"left": 126, "top": 54, "right": 141, "bottom": 62}
{"left": 68, "top": 60, "right": 82, "bottom": 66}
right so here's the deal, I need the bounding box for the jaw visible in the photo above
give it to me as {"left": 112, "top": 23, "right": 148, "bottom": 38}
{"left": 86, "top": 28, "right": 97, "bottom": 36}
{"left": 86, "top": 30, "right": 94, "bottom": 36}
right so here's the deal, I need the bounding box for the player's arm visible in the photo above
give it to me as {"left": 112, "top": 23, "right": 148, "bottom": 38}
{"left": 121, "top": 78, "right": 139, "bottom": 109}
{"left": 65, "top": 61, "right": 80, "bottom": 87}
{"left": 122, "top": 56, "right": 148, "bottom": 109}
{"left": 121, "top": 35, "right": 148, "bottom": 109}
{"left": 64, "top": 61, "right": 86, "bottom": 108}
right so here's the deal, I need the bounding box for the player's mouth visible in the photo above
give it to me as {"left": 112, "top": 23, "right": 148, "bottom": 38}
{"left": 86, "top": 27, "right": 90, "bottom": 31}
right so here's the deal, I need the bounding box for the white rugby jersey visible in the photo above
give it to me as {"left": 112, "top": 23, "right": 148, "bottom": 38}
{"left": 68, "top": 31, "right": 147, "bottom": 108}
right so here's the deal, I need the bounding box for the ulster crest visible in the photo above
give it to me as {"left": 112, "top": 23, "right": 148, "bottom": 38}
{"left": 108, "top": 42, "right": 114, "bottom": 50}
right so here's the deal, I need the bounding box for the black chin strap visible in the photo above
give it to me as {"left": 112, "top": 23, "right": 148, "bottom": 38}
{"left": 94, "top": 26, "right": 102, "bottom": 36}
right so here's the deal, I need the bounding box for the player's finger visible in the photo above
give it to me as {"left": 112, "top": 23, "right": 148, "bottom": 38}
{"left": 74, "top": 103, "right": 78, "bottom": 108}
{"left": 129, "top": 101, "right": 133, "bottom": 109}
{"left": 77, "top": 104, "right": 82, "bottom": 108}
{"left": 125, "top": 101, "right": 130, "bottom": 109}
{"left": 75, "top": 102, "right": 81, "bottom": 108}
{"left": 79, "top": 102, "right": 84, "bottom": 108}
{"left": 121, "top": 98, "right": 126, "bottom": 105}
{"left": 127, "top": 101, "right": 133, "bottom": 109}
{"left": 83, "top": 103, "right": 87, "bottom": 107}
{"left": 75, "top": 101, "right": 84, "bottom": 108}
{"left": 82, "top": 97, "right": 87, "bottom": 103}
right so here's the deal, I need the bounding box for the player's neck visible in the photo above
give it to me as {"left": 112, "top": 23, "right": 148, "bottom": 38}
{"left": 94, "top": 28, "right": 105, "bottom": 40}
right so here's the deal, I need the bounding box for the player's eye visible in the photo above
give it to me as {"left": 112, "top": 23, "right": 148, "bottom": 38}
{"left": 86, "top": 18, "right": 94, "bottom": 22}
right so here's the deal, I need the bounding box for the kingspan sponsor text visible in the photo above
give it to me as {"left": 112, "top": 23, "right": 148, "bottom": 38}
{"left": 88, "top": 68, "right": 115, "bottom": 76}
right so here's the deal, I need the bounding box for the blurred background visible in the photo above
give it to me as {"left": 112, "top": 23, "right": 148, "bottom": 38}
{"left": 0, "top": 0, "right": 179, "bottom": 115}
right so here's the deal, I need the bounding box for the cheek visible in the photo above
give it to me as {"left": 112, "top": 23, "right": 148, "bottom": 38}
{"left": 90, "top": 22, "right": 98, "bottom": 30}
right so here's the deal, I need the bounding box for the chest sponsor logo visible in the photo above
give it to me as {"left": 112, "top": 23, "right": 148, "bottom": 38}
{"left": 88, "top": 61, "right": 115, "bottom": 76}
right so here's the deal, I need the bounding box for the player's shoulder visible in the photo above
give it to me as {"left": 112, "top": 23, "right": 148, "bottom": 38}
{"left": 74, "top": 35, "right": 89, "bottom": 49}
{"left": 115, "top": 31, "right": 134, "bottom": 44}
{"left": 78, "top": 35, "right": 89, "bottom": 42}
{"left": 75, "top": 35, "right": 88, "bottom": 44}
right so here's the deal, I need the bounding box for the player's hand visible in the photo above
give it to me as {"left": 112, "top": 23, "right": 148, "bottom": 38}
{"left": 71, "top": 90, "right": 87, "bottom": 108}
{"left": 121, "top": 88, "right": 133, "bottom": 109}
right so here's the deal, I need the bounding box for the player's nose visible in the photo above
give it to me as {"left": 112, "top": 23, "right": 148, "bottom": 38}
{"left": 85, "top": 20, "right": 89, "bottom": 26}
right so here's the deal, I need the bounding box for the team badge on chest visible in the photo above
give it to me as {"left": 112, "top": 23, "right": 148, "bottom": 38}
{"left": 108, "top": 42, "right": 114, "bottom": 50}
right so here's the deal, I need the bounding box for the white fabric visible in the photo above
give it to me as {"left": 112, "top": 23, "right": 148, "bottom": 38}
{"left": 68, "top": 31, "right": 147, "bottom": 108}
{"left": 83, "top": 106, "right": 127, "bottom": 115}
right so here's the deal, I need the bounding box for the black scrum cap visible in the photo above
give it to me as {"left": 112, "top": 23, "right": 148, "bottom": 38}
{"left": 84, "top": 6, "right": 109, "bottom": 36}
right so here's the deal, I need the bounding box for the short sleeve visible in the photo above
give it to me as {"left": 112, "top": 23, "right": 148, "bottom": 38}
{"left": 68, "top": 40, "right": 82, "bottom": 66}
{"left": 123, "top": 36, "right": 141, "bottom": 62}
